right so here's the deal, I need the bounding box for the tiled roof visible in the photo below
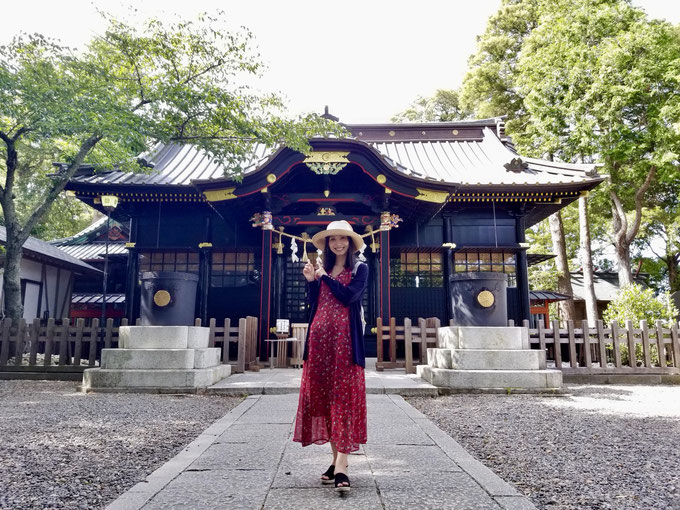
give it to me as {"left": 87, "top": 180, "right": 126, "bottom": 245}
{"left": 72, "top": 293, "right": 125, "bottom": 304}
{"left": 69, "top": 119, "right": 600, "bottom": 188}
{"left": 0, "top": 226, "right": 100, "bottom": 275}
{"left": 57, "top": 243, "right": 128, "bottom": 261}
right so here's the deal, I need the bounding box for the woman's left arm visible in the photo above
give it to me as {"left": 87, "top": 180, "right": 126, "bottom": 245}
{"left": 320, "top": 263, "right": 368, "bottom": 305}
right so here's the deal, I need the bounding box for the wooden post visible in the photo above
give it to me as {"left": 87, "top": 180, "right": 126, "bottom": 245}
{"left": 73, "top": 318, "right": 85, "bottom": 365}
{"left": 404, "top": 317, "right": 413, "bottom": 374}
{"left": 0, "top": 319, "right": 12, "bottom": 366}
{"left": 670, "top": 322, "right": 680, "bottom": 369}
{"left": 626, "top": 320, "right": 637, "bottom": 368}
{"left": 596, "top": 320, "right": 606, "bottom": 368}
{"left": 641, "top": 320, "right": 651, "bottom": 368}
{"left": 419, "top": 317, "right": 428, "bottom": 366}
{"left": 29, "top": 318, "right": 40, "bottom": 366}
{"left": 194, "top": 318, "right": 202, "bottom": 327}
{"left": 376, "top": 317, "right": 384, "bottom": 369}
{"left": 581, "top": 320, "right": 592, "bottom": 368}
{"left": 237, "top": 317, "right": 246, "bottom": 373}
{"left": 389, "top": 317, "right": 397, "bottom": 364}
{"left": 552, "top": 319, "right": 562, "bottom": 368}
{"left": 567, "top": 320, "right": 577, "bottom": 368}
{"left": 58, "top": 319, "right": 70, "bottom": 366}
{"left": 104, "top": 318, "right": 114, "bottom": 349}
{"left": 43, "top": 318, "right": 55, "bottom": 367}
{"left": 222, "top": 318, "right": 231, "bottom": 365}
{"left": 89, "top": 318, "right": 99, "bottom": 366}
{"left": 656, "top": 320, "right": 666, "bottom": 369}
{"left": 208, "top": 318, "right": 216, "bottom": 348}
{"left": 13, "top": 319, "right": 26, "bottom": 365}
{"left": 538, "top": 320, "right": 546, "bottom": 359}
{"left": 611, "top": 320, "right": 621, "bottom": 368}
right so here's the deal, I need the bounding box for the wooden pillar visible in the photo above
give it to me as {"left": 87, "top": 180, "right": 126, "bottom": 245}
{"left": 272, "top": 227, "right": 285, "bottom": 319}
{"left": 198, "top": 246, "right": 211, "bottom": 323}
{"left": 443, "top": 214, "right": 453, "bottom": 324}
{"left": 124, "top": 217, "right": 138, "bottom": 321}
{"left": 515, "top": 214, "right": 531, "bottom": 323}
{"left": 379, "top": 212, "right": 391, "bottom": 321}
{"left": 258, "top": 212, "right": 274, "bottom": 361}
{"left": 197, "top": 216, "right": 213, "bottom": 324}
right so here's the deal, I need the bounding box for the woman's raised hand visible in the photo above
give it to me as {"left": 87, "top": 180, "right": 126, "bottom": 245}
{"left": 303, "top": 261, "right": 316, "bottom": 282}
{"left": 314, "top": 260, "right": 327, "bottom": 279}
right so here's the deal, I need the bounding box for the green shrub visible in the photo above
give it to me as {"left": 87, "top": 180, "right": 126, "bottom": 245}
{"left": 603, "top": 284, "right": 678, "bottom": 366}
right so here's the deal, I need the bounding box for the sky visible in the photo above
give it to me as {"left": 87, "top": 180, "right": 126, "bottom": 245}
{"left": 3, "top": 0, "right": 680, "bottom": 124}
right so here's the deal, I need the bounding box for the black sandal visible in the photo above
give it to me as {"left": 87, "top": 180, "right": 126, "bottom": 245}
{"left": 334, "top": 472, "right": 350, "bottom": 493}
{"left": 320, "top": 465, "right": 335, "bottom": 484}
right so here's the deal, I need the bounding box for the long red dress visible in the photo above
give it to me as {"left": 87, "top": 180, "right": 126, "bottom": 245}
{"left": 293, "top": 268, "right": 367, "bottom": 453}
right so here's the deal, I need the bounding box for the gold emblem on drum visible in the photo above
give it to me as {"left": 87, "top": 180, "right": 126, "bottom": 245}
{"left": 153, "top": 290, "right": 171, "bottom": 307}
{"left": 477, "top": 290, "right": 495, "bottom": 308}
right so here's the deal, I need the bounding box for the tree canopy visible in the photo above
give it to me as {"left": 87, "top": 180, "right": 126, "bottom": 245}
{"left": 0, "top": 11, "right": 343, "bottom": 319}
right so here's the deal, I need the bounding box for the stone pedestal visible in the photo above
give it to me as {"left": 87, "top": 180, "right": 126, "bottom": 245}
{"left": 82, "top": 326, "right": 231, "bottom": 392}
{"left": 417, "top": 326, "right": 562, "bottom": 392}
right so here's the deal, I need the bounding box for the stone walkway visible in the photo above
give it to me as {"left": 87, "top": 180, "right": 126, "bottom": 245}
{"left": 207, "top": 358, "right": 439, "bottom": 396}
{"left": 107, "top": 393, "right": 536, "bottom": 510}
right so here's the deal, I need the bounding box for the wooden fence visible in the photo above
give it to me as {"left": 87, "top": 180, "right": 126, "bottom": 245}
{"left": 518, "top": 319, "right": 680, "bottom": 375}
{"left": 0, "top": 316, "right": 258, "bottom": 375}
{"left": 375, "top": 317, "right": 440, "bottom": 373}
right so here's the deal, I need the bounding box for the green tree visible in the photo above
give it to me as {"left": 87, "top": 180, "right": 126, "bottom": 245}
{"left": 516, "top": 0, "right": 680, "bottom": 287}
{"left": 392, "top": 89, "right": 469, "bottom": 122}
{"left": 0, "top": 12, "right": 342, "bottom": 320}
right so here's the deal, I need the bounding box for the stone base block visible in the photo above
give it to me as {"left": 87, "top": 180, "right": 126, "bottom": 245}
{"left": 101, "top": 349, "right": 194, "bottom": 370}
{"left": 82, "top": 364, "right": 231, "bottom": 391}
{"left": 118, "top": 326, "right": 210, "bottom": 350}
{"left": 427, "top": 348, "right": 545, "bottom": 370}
{"left": 194, "top": 348, "right": 221, "bottom": 369}
{"left": 417, "top": 366, "right": 562, "bottom": 390}
{"left": 438, "top": 327, "right": 528, "bottom": 350}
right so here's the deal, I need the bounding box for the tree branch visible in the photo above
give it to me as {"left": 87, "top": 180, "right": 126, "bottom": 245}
{"left": 610, "top": 188, "right": 628, "bottom": 242}
{"left": 627, "top": 166, "right": 656, "bottom": 245}
{"left": 19, "top": 134, "right": 102, "bottom": 241}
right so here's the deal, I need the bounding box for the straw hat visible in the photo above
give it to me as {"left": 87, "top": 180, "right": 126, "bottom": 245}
{"left": 311, "top": 220, "right": 365, "bottom": 252}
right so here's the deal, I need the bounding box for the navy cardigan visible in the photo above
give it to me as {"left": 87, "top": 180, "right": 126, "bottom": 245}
{"left": 302, "top": 262, "right": 369, "bottom": 367}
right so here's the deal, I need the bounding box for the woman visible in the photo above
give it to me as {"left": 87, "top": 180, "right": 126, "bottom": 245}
{"left": 292, "top": 220, "right": 368, "bottom": 494}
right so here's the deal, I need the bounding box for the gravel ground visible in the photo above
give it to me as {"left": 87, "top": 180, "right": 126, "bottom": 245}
{"left": 0, "top": 381, "right": 242, "bottom": 510}
{"left": 408, "top": 385, "right": 680, "bottom": 510}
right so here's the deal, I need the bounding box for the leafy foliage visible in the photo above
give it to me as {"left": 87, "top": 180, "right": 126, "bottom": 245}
{"left": 392, "top": 90, "right": 469, "bottom": 122}
{"left": 603, "top": 284, "right": 678, "bottom": 327}
{"left": 0, "top": 10, "right": 344, "bottom": 319}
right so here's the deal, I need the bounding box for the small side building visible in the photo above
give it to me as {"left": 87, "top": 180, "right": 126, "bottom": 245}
{"left": 0, "top": 226, "right": 100, "bottom": 321}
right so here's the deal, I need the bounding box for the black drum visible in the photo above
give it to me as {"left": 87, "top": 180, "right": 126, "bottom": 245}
{"left": 140, "top": 271, "right": 198, "bottom": 326}
{"left": 449, "top": 272, "right": 508, "bottom": 326}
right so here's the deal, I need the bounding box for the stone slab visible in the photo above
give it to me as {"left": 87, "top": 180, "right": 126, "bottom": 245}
{"left": 193, "top": 348, "right": 221, "bottom": 368}
{"left": 418, "top": 366, "right": 562, "bottom": 390}
{"left": 438, "top": 326, "right": 528, "bottom": 350}
{"left": 101, "top": 349, "right": 195, "bottom": 370}
{"left": 82, "top": 364, "right": 230, "bottom": 390}
{"left": 186, "top": 327, "right": 210, "bottom": 349}
{"left": 428, "top": 348, "right": 544, "bottom": 370}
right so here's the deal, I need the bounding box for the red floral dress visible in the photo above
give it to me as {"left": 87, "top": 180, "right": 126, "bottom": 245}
{"left": 293, "top": 268, "right": 367, "bottom": 453}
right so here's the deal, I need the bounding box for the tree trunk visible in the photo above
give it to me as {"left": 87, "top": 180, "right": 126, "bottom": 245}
{"left": 2, "top": 232, "right": 24, "bottom": 321}
{"left": 667, "top": 252, "right": 679, "bottom": 293}
{"left": 609, "top": 167, "right": 656, "bottom": 288}
{"left": 579, "top": 196, "right": 598, "bottom": 325}
{"left": 549, "top": 211, "right": 576, "bottom": 322}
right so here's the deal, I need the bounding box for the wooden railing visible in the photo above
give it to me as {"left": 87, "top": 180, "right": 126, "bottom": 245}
{"left": 375, "top": 317, "right": 440, "bottom": 373}
{"left": 517, "top": 319, "right": 680, "bottom": 375}
{"left": 0, "top": 316, "right": 258, "bottom": 374}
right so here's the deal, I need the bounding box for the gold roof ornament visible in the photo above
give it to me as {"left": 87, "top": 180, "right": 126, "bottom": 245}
{"left": 304, "top": 151, "right": 350, "bottom": 175}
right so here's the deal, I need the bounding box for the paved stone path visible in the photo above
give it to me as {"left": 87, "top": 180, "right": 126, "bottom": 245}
{"left": 107, "top": 393, "right": 536, "bottom": 510}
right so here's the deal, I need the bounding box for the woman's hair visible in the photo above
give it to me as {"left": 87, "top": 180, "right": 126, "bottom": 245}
{"left": 322, "top": 236, "right": 357, "bottom": 274}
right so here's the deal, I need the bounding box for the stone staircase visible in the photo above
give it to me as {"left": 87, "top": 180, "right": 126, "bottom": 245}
{"left": 82, "top": 326, "right": 231, "bottom": 392}
{"left": 417, "top": 326, "right": 562, "bottom": 392}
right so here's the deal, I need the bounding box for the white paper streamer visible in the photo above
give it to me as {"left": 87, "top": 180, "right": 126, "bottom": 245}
{"left": 290, "top": 237, "right": 299, "bottom": 263}
{"left": 358, "top": 242, "right": 367, "bottom": 262}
